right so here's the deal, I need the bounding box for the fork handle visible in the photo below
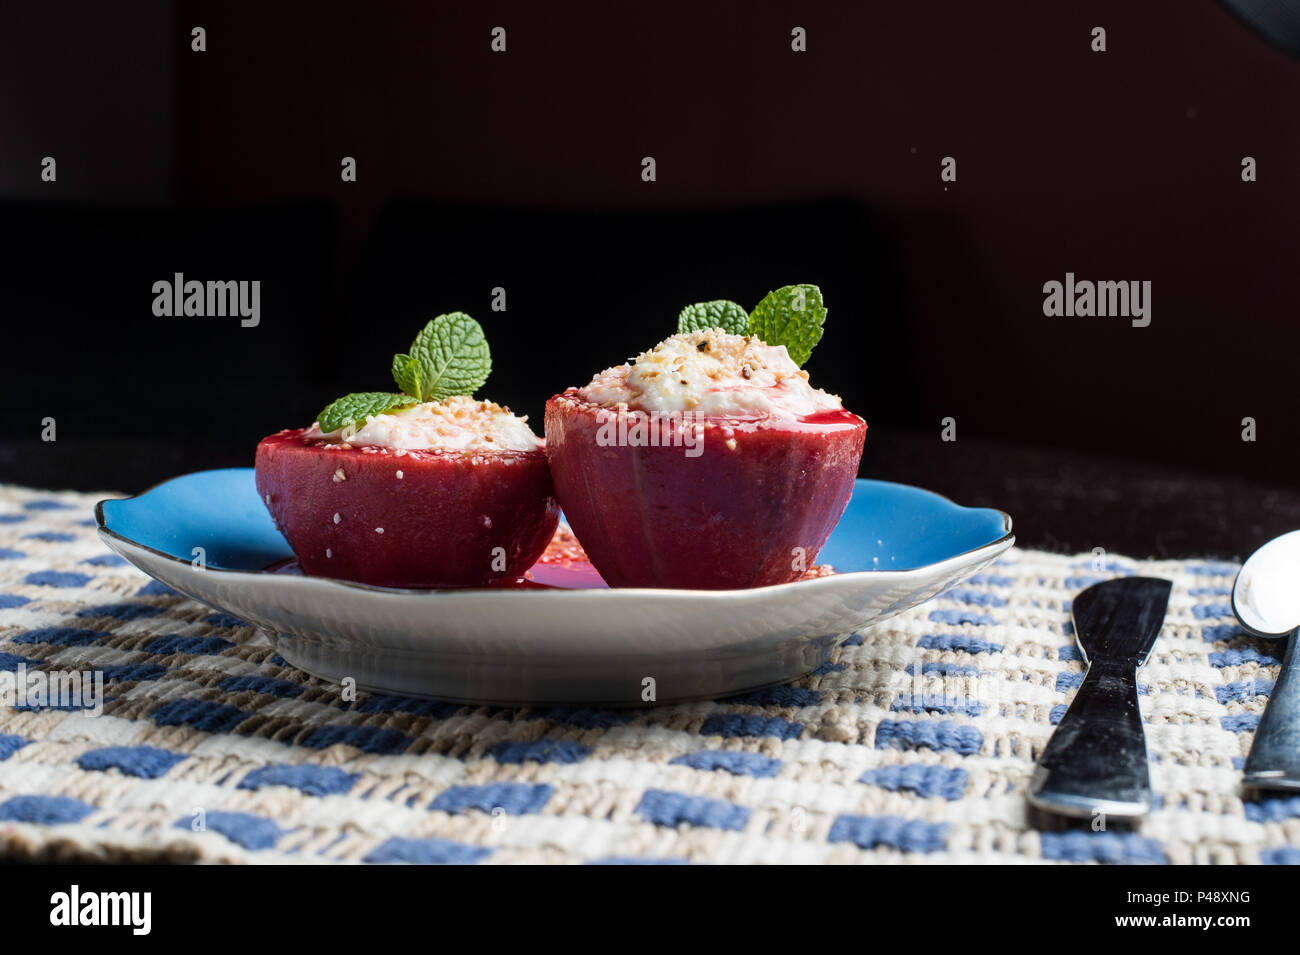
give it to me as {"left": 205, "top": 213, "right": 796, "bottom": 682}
{"left": 1028, "top": 659, "right": 1153, "bottom": 818}
{"left": 1244, "top": 628, "right": 1300, "bottom": 790}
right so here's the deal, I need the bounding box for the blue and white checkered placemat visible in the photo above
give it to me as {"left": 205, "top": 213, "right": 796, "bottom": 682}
{"left": 0, "top": 482, "right": 1293, "bottom": 864}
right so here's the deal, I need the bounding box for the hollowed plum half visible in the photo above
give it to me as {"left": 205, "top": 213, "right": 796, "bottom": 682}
{"left": 255, "top": 429, "right": 559, "bottom": 588}
{"left": 544, "top": 391, "right": 865, "bottom": 589}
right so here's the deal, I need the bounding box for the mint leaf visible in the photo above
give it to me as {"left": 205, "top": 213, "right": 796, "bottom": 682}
{"left": 315, "top": 313, "right": 491, "bottom": 432}
{"left": 407, "top": 312, "right": 491, "bottom": 401}
{"left": 391, "top": 353, "right": 422, "bottom": 398}
{"left": 748, "top": 284, "right": 826, "bottom": 366}
{"left": 317, "top": 392, "right": 417, "bottom": 433}
{"left": 677, "top": 300, "right": 749, "bottom": 335}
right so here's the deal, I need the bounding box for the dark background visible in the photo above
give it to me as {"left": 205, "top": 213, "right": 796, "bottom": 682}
{"left": 1, "top": 0, "right": 1297, "bottom": 558}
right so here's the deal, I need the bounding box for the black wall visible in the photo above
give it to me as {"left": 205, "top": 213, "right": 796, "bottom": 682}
{"left": 1, "top": 0, "right": 1297, "bottom": 493}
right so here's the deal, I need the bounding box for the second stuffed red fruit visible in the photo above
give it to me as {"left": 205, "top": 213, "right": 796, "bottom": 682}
{"left": 545, "top": 329, "right": 866, "bottom": 589}
{"left": 546, "top": 396, "right": 863, "bottom": 588}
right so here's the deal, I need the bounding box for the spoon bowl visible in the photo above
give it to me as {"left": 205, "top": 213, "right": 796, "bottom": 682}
{"left": 1232, "top": 530, "right": 1300, "bottom": 790}
{"left": 1233, "top": 529, "right": 1300, "bottom": 638}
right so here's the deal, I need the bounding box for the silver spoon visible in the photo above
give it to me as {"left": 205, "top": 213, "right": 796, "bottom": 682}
{"left": 1232, "top": 530, "right": 1300, "bottom": 790}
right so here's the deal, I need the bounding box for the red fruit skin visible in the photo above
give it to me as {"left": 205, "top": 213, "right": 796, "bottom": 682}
{"left": 544, "top": 391, "right": 866, "bottom": 589}
{"left": 254, "top": 430, "right": 559, "bottom": 588}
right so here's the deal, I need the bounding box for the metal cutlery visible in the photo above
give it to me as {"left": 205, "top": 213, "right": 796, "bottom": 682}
{"left": 1028, "top": 577, "right": 1172, "bottom": 818}
{"left": 1232, "top": 530, "right": 1300, "bottom": 790}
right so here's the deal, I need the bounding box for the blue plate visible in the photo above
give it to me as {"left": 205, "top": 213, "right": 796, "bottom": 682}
{"left": 98, "top": 470, "right": 1013, "bottom": 705}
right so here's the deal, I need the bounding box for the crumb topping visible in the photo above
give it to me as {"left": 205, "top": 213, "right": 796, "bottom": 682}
{"left": 577, "top": 330, "right": 843, "bottom": 418}
{"left": 305, "top": 395, "right": 541, "bottom": 452}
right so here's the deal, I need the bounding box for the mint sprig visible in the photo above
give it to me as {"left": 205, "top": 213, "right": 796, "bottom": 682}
{"left": 746, "top": 284, "right": 826, "bottom": 367}
{"left": 672, "top": 284, "right": 827, "bottom": 366}
{"left": 403, "top": 312, "right": 491, "bottom": 401}
{"left": 317, "top": 392, "right": 418, "bottom": 433}
{"left": 677, "top": 300, "right": 749, "bottom": 336}
{"left": 315, "top": 312, "right": 493, "bottom": 431}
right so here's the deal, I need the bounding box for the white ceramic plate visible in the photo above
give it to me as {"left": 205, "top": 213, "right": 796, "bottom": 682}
{"left": 97, "top": 469, "right": 1013, "bottom": 705}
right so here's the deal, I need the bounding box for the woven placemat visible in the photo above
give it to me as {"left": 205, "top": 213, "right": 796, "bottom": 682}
{"left": 0, "top": 482, "right": 1293, "bottom": 864}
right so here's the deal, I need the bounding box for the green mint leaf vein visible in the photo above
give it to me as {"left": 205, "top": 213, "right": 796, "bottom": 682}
{"left": 676, "top": 300, "right": 749, "bottom": 335}
{"left": 407, "top": 312, "right": 492, "bottom": 401}
{"left": 317, "top": 392, "right": 417, "bottom": 433}
{"left": 747, "top": 284, "right": 826, "bottom": 366}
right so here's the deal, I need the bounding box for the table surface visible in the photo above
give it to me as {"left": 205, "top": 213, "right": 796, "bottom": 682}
{"left": 0, "top": 479, "right": 1295, "bottom": 864}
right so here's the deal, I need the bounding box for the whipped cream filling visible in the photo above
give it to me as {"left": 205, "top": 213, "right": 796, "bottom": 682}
{"left": 304, "top": 395, "right": 541, "bottom": 452}
{"left": 577, "top": 330, "right": 844, "bottom": 418}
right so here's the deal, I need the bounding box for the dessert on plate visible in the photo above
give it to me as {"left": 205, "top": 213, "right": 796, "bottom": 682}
{"left": 545, "top": 285, "right": 866, "bottom": 589}
{"left": 255, "top": 313, "right": 558, "bottom": 588}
